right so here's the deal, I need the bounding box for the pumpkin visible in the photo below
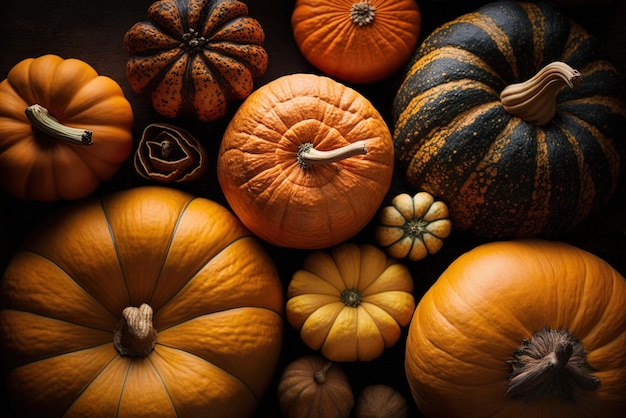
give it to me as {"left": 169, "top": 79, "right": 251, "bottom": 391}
{"left": 0, "top": 186, "right": 283, "bottom": 418}
{"left": 277, "top": 355, "right": 354, "bottom": 418}
{"left": 291, "top": 0, "right": 421, "bottom": 84}
{"left": 405, "top": 239, "right": 626, "bottom": 417}
{"left": 375, "top": 191, "right": 452, "bottom": 261}
{"left": 124, "top": 0, "right": 268, "bottom": 122}
{"left": 217, "top": 73, "right": 394, "bottom": 249}
{"left": 0, "top": 54, "right": 134, "bottom": 201}
{"left": 392, "top": 0, "right": 626, "bottom": 239}
{"left": 286, "top": 243, "right": 415, "bottom": 362}
{"left": 354, "top": 384, "right": 409, "bottom": 418}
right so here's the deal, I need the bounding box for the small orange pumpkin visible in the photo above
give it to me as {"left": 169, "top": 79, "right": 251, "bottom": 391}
{"left": 0, "top": 54, "right": 134, "bottom": 201}
{"left": 217, "top": 73, "right": 394, "bottom": 249}
{"left": 286, "top": 243, "right": 415, "bottom": 362}
{"left": 124, "top": 0, "right": 268, "bottom": 122}
{"left": 0, "top": 186, "right": 283, "bottom": 418}
{"left": 405, "top": 239, "right": 626, "bottom": 417}
{"left": 292, "top": 0, "right": 421, "bottom": 84}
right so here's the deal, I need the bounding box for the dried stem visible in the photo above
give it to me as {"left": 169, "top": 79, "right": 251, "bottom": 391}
{"left": 113, "top": 303, "right": 157, "bottom": 357}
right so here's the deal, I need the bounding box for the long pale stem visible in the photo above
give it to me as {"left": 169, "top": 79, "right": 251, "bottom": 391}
{"left": 25, "top": 104, "right": 93, "bottom": 145}
{"left": 297, "top": 140, "right": 368, "bottom": 169}
{"left": 500, "top": 61, "right": 582, "bottom": 126}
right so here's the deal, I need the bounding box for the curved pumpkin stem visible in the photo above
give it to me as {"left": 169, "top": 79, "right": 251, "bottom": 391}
{"left": 297, "top": 140, "right": 368, "bottom": 169}
{"left": 506, "top": 327, "right": 600, "bottom": 402}
{"left": 113, "top": 303, "right": 157, "bottom": 357}
{"left": 314, "top": 362, "right": 334, "bottom": 384}
{"left": 25, "top": 104, "right": 93, "bottom": 145}
{"left": 500, "top": 61, "right": 582, "bottom": 126}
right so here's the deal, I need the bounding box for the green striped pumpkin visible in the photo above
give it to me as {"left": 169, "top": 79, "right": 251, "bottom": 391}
{"left": 393, "top": 0, "right": 626, "bottom": 239}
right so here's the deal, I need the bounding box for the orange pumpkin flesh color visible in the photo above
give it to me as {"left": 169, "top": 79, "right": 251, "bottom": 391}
{"left": 291, "top": 0, "right": 421, "bottom": 84}
{"left": 217, "top": 73, "right": 394, "bottom": 249}
{"left": 0, "top": 54, "right": 134, "bottom": 201}
{"left": 0, "top": 186, "right": 283, "bottom": 418}
{"left": 405, "top": 239, "right": 626, "bottom": 417}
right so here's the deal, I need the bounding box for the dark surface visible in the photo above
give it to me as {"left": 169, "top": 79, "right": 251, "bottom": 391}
{"left": 1, "top": 0, "right": 625, "bottom": 417}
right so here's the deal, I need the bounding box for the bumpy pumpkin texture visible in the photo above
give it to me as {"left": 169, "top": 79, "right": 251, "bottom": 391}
{"left": 0, "top": 186, "right": 283, "bottom": 418}
{"left": 124, "top": 0, "right": 268, "bottom": 122}
{"left": 217, "top": 73, "right": 394, "bottom": 249}
{"left": 0, "top": 54, "right": 134, "bottom": 201}
{"left": 393, "top": 0, "right": 626, "bottom": 239}
{"left": 405, "top": 239, "right": 626, "bottom": 418}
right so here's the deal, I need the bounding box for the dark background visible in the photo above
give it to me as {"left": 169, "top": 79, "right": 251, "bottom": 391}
{"left": 1, "top": 0, "right": 625, "bottom": 417}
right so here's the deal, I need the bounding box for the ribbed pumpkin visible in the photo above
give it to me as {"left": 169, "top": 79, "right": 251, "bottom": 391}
{"left": 124, "top": 0, "right": 268, "bottom": 122}
{"left": 0, "top": 54, "right": 134, "bottom": 201}
{"left": 0, "top": 186, "right": 283, "bottom": 418}
{"left": 393, "top": 0, "right": 626, "bottom": 239}
{"left": 291, "top": 0, "right": 421, "bottom": 84}
{"left": 405, "top": 239, "right": 626, "bottom": 417}
{"left": 217, "top": 73, "right": 394, "bottom": 249}
{"left": 286, "top": 243, "right": 415, "bottom": 362}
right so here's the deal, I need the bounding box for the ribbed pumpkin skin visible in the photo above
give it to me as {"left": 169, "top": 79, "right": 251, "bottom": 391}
{"left": 217, "top": 73, "right": 394, "bottom": 249}
{"left": 124, "top": 0, "right": 268, "bottom": 122}
{"left": 405, "top": 239, "right": 626, "bottom": 418}
{"left": 0, "top": 186, "right": 283, "bottom": 418}
{"left": 291, "top": 0, "right": 421, "bottom": 84}
{"left": 393, "top": 0, "right": 626, "bottom": 239}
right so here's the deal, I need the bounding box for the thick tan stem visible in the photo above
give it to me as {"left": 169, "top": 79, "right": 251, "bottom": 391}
{"left": 113, "top": 303, "right": 157, "bottom": 357}
{"left": 350, "top": 1, "right": 376, "bottom": 26}
{"left": 25, "top": 104, "right": 93, "bottom": 145}
{"left": 297, "top": 140, "right": 368, "bottom": 169}
{"left": 500, "top": 61, "right": 582, "bottom": 126}
{"left": 506, "top": 328, "right": 600, "bottom": 402}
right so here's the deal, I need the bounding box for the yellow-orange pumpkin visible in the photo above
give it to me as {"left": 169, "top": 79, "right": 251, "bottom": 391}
{"left": 0, "top": 54, "right": 134, "bottom": 201}
{"left": 405, "top": 239, "right": 626, "bottom": 417}
{"left": 217, "top": 73, "right": 394, "bottom": 249}
{"left": 0, "top": 186, "right": 283, "bottom": 418}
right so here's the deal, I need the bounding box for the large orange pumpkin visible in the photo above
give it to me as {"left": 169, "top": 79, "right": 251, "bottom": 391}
{"left": 291, "top": 0, "right": 421, "bottom": 84}
{"left": 405, "top": 239, "right": 626, "bottom": 417}
{"left": 217, "top": 73, "right": 394, "bottom": 249}
{"left": 0, "top": 186, "right": 283, "bottom": 418}
{"left": 0, "top": 54, "right": 134, "bottom": 201}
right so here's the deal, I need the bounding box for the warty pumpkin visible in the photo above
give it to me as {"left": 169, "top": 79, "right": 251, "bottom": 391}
{"left": 0, "top": 186, "right": 283, "bottom": 418}
{"left": 277, "top": 355, "right": 354, "bottom": 418}
{"left": 405, "top": 239, "right": 626, "bottom": 418}
{"left": 393, "top": 0, "right": 626, "bottom": 239}
{"left": 124, "top": 0, "right": 268, "bottom": 122}
{"left": 286, "top": 243, "right": 415, "bottom": 362}
{"left": 291, "top": 0, "right": 421, "bottom": 84}
{"left": 217, "top": 73, "right": 394, "bottom": 249}
{"left": 0, "top": 54, "right": 134, "bottom": 201}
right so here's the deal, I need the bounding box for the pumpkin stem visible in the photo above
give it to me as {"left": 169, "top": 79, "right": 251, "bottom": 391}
{"left": 314, "top": 362, "right": 334, "bottom": 384}
{"left": 25, "top": 104, "right": 93, "bottom": 145}
{"left": 340, "top": 288, "right": 363, "bottom": 307}
{"left": 350, "top": 1, "right": 376, "bottom": 26}
{"left": 500, "top": 61, "right": 582, "bottom": 126}
{"left": 297, "top": 140, "right": 368, "bottom": 170}
{"left": 506, "top": 328, "right": 600, "bottom": 402}
{"left": 113, "top": 303, "right": 157, "bottom": 357}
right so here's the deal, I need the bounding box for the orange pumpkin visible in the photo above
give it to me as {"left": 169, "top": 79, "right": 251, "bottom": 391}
{"left": 286, "top": 243, "right": 415, "bottom": 362}
{"left": 291, "top": 0, "right": 421, "bottom": 84}
{"left": 405, "top": 239, "right": 626, "bottom": 417}
{"left": 124, "top": 0, "right": 268, "bottom": 122}
{"left": 0, "top": 186, "right": 283, "bottom": 418}
{"left": 217, "top": 73, "right": 394, "bottom": 249}
{"left": 0, "top": 54, "right": 134, "bottom": 201}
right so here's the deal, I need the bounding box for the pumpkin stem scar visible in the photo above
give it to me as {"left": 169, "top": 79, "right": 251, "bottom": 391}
{"left": 500, "top": 61, "right": 582, "bottom": 126}
{"left": 296, "top": 140, "right": 368, "bottom": 170}
{"left": 506, "top": 327, "right": 600, "bottom": 402}
{"left": 341, "top": 288, "right": 363, "bottom": 307}
{"left": 350, "top": 1, "right": 376, "bottom": 27}
{"left": 314, "top": 362, "right": 334, "bottom": 384}
{"left": 25, "top": 104, "right": 93, "bottom": 145}
{"left": 113, "top": 303, "right": 157, "bottom": 357}
{"left": 180, "top": 28, "right": 207, "bottom": 53}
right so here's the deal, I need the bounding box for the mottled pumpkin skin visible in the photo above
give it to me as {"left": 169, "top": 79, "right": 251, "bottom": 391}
{"left": 393, "top": 0, "right": 626, "bottom": 239}
{"left": 124, "top": 0, "right": 268, "bottom": 122}
{"left": 0, "top": 186, "right": 283, "bottom": 418}
{"left": 405, "top": 239, "right": 626, "bottom": 418}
